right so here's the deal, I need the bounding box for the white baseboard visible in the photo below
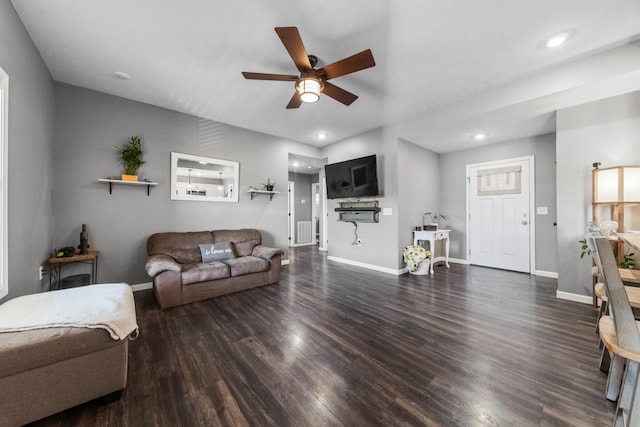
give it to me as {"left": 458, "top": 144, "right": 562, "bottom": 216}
{"left": 131, "top": 282, "right": 153, "bottom": 292}
{"left": 326, "top": 256, "right": 466, "bottom": 276}
{"left": 556, "top": 290, "right": 592, "bottom": 305}
{"left": 535, "top": 270, "right": 559, "bottom": 279}
{"left": 445, "top": 257, "right": 468, "bottom": 265}
{"left": 327, "top": 256, "right": 405, "bottom": 275}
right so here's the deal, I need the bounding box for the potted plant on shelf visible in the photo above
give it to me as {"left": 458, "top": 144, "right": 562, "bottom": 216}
{"left": 262, "top": 178, "right": 275, "bottom": 192}
{"left": 118, "top": 136, "right": 145, "bottom": 181}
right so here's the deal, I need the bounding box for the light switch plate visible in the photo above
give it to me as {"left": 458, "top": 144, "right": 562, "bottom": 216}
{"left": 382, "top": 208, "right": 392, "bottom": 216}
{"left": 536, "top": 206, "right": 548, "bottom": 215}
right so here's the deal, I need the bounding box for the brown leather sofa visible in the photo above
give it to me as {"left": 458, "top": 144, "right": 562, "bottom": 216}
{"left": 145, "top": 229, "right": 283, "bottom": 308}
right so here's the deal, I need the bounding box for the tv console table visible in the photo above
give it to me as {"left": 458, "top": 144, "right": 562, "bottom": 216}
{"left": 413, "top": 229, "right": 450, "bottom": 274}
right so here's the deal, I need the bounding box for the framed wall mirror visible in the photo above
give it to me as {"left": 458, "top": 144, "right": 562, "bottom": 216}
{"left": 170, "top": 152, "right": 239, "bottom": 202}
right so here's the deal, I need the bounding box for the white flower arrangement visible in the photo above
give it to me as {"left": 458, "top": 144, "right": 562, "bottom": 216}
{"left": 403, "top": 245, "right": 431, "bottom": 272}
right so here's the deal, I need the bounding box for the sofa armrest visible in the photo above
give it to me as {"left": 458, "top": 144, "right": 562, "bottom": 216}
{"left": 252, "top": 245, "right": 284, "bottom": 260}
{"left": 145, "top": 255, "right": 182, "bottom": 277}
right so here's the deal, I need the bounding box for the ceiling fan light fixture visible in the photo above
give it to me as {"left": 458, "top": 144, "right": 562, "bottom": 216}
{"left": 296, "top": 78, "right": 322, "bottom": 103}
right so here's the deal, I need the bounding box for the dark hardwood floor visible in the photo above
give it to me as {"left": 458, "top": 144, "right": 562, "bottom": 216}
{"left": 31, "top": 247, "right": 615, "bottom": 426}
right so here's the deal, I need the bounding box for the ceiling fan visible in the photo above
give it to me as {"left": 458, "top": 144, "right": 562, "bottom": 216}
{"left": 242, "top": 27, "right": 375, "bottom": 109}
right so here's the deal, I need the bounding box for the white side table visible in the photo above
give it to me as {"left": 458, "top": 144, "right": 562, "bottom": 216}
{"left": 413, "top": 229, "right": 450, "bottom": 274}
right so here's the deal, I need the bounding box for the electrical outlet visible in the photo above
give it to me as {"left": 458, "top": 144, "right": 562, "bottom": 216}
{"left": 38, "top": 266, "right": 46, "bottom": 281}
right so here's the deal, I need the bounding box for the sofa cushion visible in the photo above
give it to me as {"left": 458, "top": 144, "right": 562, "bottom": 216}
{"left": 145, "top": 254, "right": 182, "bottom": 277}
{"left": 223, "top": 256, "right": 269, "bottom": 277}
{"left": 147, "top": 231, "right": 214, "bottom": 263}
{"left": 170, "top": 248, "right": 202, "bottom": 264}
{"left": 252, "top": 245, "right": 285, "bottom": 260}
{"left": 182, "top": 262, "right": 230, "bottom": 285}
{"left": 213, "top": 229, "right": 261, "bottom": 257}
{"left": 199, "top": 242, "right": 236, "bottom": 262}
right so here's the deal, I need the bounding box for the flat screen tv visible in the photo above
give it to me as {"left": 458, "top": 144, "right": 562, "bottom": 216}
{"left": 325, "top": 155, "right": 379, "bottom": 199}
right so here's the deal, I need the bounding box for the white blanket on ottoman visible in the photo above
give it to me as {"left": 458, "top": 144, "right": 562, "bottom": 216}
{"left": 0, "top": 283, "right": 138, "bottom": 340}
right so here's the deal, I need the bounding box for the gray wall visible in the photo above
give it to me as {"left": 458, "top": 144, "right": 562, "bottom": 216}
{"left": 53, "top": 83, "right": 319, "bottom": 285}
{"left": 439, "top": 133, "right": 558, "bottom": 273}
{"left": 556, "top": 91, "right": 640, "bottom": 297}
{"left": 0, "top": 2, "right": 55, "bottom": 300}
{"left": 321, "top": 127, "right": 400, "bottom": 271}
{"left": 4, "top": 0, "right": 633, "bottom": 298}
{"left": 397, "top": 139, "right": 440, "bottom": 265}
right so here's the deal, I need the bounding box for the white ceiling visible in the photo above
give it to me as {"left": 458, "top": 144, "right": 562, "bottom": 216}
{"left": 11, "top": 0, "right": 640, "bottom": 151}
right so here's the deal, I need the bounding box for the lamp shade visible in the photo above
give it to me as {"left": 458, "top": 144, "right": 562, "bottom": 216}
{"left": 296, "top": 78, "right": 322, "bottom": 103}
{"left": 624, "top": 167, "right": 640, "bottom": 201}
{"left": 593, "top": 165, "right": 640, "bottom": 203}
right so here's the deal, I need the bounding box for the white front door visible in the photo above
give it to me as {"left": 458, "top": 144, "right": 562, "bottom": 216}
{"left": 467, "top": 157, "right": 533, "bottom": 273}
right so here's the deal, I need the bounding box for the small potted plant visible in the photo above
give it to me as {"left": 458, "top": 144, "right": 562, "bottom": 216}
{"left": 118, "top": 136, "right": 145, "bottom": 181}
{"left": 263, "top": 178, "right": 275, "bottom": 192}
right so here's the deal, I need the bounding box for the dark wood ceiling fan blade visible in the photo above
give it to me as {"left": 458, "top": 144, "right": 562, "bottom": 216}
{"left": 242, "top": 72, "right": 298, "bottom": 81}
{"left": 321, "top": 49, "right": 375, "bottom": 80}
{"left": 286, "top": 92, "right": 303, "bottom": 109}
{"left": 322, "top": 82, "right": 358, "bottom": 106}
{"left": 275, "top": 27, "right": 312, "bottom": 72}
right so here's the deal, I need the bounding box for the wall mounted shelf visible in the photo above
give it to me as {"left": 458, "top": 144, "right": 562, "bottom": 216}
{"left": 335, "top": 201, "right": 380, "bottom": 223}
{"left": 98, "top": 178, "right": 158, "bottom": 196}
{"left": 247, "top": 189, "right": 280, "bottom": 200}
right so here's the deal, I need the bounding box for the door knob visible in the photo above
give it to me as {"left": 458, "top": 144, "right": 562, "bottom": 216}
{"left": 522, "top": 220, "right": 528, "bottom": 225}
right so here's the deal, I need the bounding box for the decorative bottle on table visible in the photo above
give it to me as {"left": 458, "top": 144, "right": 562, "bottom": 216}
{"left": 79, "top": 224, "right": 89, "bottom": 255}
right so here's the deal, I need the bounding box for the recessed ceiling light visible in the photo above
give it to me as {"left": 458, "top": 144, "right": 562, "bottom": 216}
{"left": 543, "top": 31, "right": 574, "bottom": 49}
{"left": 317, "top": 132, "right": 328, "bottom": 140}
{"left": 113, "top": 71, "right": 131, "bottom": 80}
{"left": 546, "top": 35, "right": 568, "bottom": 48}
{"left": 293, "top": 161, "right": 300, "bottom": 167}
{"left": 474, "top": 133, "right": 487, "bottom": 141}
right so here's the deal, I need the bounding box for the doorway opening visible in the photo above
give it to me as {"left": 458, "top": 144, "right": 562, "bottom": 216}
{"left": 288, "top": 153, "right": 328, "bottom": 250}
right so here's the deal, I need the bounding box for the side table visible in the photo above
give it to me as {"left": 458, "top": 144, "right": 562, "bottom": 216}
{"left": 47, "top": 250, "right": 99, "bottom": 290}
{"left": 413, "top": 229, "right": 450, "bottom": 274}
